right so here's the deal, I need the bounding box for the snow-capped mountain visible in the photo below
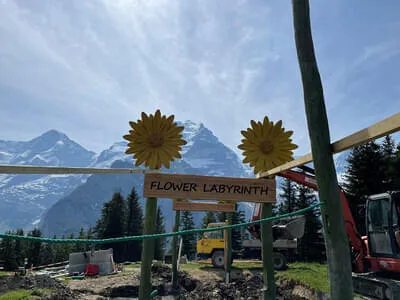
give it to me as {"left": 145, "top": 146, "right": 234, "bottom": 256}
{"left": 39, "top": 120, "right": 255, "bottom": 237}
{"left": 0, "top": 121, "right": 363, "bottom": 236}
{"left": 0, "top": 130, "right": 95, "bottom": 232}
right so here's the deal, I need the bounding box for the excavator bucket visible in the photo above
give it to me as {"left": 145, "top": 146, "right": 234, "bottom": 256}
{"left": 272, "top": 215, "right": 306, "bottom": 240}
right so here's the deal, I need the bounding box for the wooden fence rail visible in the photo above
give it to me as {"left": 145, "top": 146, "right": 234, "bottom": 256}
{"left": 258, "top": 112, "right": 400, "bottom": 177}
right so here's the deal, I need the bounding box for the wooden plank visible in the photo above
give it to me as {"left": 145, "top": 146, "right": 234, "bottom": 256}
{"left": 331, "top": 112, "right": 400, "bottom": 152}
{"left": 173, "top": 201, "right": 236, "bottom": 212}
{"left": 0, "top": 165, "right": 146, "bottom": 175}
{"left": 259, "top": 112, "right": 400, "bottom": 177}
{"left": 144, "top": 173, "right": 276, "bottom": 203}
{"left": 257, "top": 153, "right": 313, "bottom": 178}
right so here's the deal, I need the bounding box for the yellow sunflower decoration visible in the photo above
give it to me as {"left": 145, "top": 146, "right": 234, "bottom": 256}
{"left": 123, "top": 110, "right": 187, "bottom": 169}
{"left": 238, "top": 116, "right": 298, "bottom": 175}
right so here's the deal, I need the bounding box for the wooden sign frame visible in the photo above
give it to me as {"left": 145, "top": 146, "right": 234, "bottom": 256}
{"left": 172, "top": 200, "right": 236, "bottom": 212}
{"left": 144, "top": 173, "right": 276, "bottom": 203}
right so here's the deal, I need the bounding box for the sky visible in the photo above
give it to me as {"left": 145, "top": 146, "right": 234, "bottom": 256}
{"left": 0, "top": 0, "right": 399, "bottom": 156}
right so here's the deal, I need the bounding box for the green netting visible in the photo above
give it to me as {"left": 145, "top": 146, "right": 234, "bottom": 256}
{"left": 0, "top": 202, "right": 324, "bottom": 244}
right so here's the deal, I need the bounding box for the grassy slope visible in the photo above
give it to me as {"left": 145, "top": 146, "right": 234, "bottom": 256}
{"left": 0, "top": 289, "right": 54, "bottom": 300}
{"left": 278, "top": 262, "right": 329, "bottom": 293}
{"left": 179, "top": 261, "right": 329, "bottom": 293}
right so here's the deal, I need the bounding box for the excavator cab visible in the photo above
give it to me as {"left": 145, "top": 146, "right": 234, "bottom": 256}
{"left": 366, "top": 191, "right": 400, "bottom": 258}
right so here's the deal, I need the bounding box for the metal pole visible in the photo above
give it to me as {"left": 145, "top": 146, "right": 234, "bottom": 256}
{"left": 224, "top": 218, "right": 232, "bottom": 283}
{"left": 261, "top": 203, "right": 276, "bottom": 300}
{"left": 139, "top": 197, "right": 158, "bottom": 300}
{"left": 177, "top": 237, "right": 183, "bottom": 271}
{"left": 171, "top": 210, "right": 181, "bottom": 288}
{"left": 291, "top": 1, "right": 353, "bottom": 299}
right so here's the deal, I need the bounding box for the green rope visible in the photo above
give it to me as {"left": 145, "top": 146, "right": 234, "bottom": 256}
{"left": 0, "top": 202, "right": 324, "bottom": 244}
{"left": 150, "top": 290, "right": 158, "bottom": 298}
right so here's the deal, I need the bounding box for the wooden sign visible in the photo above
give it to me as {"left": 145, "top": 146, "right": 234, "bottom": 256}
{"left": 173, "top": 201, "right": 236, "bottom": 212}
{"left": 143, "top": 173, "right": 276, "bottom": 203}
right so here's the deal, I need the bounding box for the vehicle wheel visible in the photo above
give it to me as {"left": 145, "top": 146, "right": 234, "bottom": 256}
{"left": 273, "top": 252, "right": 287, "bottom": 270}
{"left": 211, "top": 250, "right": 225, "bottom": 268}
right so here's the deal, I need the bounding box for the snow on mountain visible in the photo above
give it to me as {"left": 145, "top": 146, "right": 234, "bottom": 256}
{"left": 0, "top": 130, "right": 95, "bottom": 232}
{"left": 0, "top": 121, "right": 367, "bottom": 236}
{"left": 40, "top": 121, "right": 255, "bottom": 237}
{"left": 90, "top": 141, "right": 131, "bottom": 168}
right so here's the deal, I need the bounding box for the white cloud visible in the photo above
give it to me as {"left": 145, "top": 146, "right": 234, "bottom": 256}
{"left": 0, "top": 0, "right": 399, "bottom": 157}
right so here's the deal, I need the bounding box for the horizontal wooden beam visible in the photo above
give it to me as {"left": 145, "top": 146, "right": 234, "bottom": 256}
{"left": 257, "top": 153, "right": 313, "bottom": 179}
{"left": 259, "top": 112, "right": 400, "bottom": 177}
{"left": 173, "top": 201, "right": 236, "bottom": 212}
{"left": 0, "top": 165, "right": 147, "bottom": 175}
{"left": 331, "top": 112, "right": 400, "bottom": 152}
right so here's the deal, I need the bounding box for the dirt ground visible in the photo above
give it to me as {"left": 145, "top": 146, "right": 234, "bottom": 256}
{"left": 66, "top": 264, "right": 328, "bottom": 300}
{"left": 0, "top": 264, "right": 330, "bottom": 299}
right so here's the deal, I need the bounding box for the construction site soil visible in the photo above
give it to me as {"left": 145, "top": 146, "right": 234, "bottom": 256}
{"left": 0, "top": 265, "right": 329, "bottom": 299}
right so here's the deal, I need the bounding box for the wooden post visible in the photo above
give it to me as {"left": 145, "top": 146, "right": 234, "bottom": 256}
{"left": 171, "top": 210, "right": 181, "bottom": 288}
{"left": 224, "top": 218, "right": 232, "bottom": 283}
{"left": 261, "top": 203, "right": 275, "bottom": 300}
{"left": 291, "top": 1, "right": 353, "bottom": 299}
{"left": 139, "top": 197, "right": 158, "bottom": 300}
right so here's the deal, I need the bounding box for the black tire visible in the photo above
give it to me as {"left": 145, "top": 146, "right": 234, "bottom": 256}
{"left": 273, "top": 252, "right": 287, "bottom": 270}
{"left": 211, "top": 250, "right": 225, "bottom": 268}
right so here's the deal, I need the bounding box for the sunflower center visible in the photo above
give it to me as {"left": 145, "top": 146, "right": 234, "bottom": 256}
{"left": 260, "top": 140, "right": 274, "bottom": 154}
{"left": 148, "top": 134, "right": 164, "bottom": 147}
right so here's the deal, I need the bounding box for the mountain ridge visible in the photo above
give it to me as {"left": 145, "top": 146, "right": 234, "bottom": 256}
{"left": 0, "top": 129, "right": 96, "bottom": 232}
{"left": 1, "top": 122, "right": 384, "bottom": 235}
{"left": 39, "top": 121, "right": 254, "bottom": 236}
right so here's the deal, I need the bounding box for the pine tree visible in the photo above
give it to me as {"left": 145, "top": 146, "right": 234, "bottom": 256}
{"left": 94, "top": 192, "right": 127, "bottom": 262}
{"left": 27, "top": 228, "right": 42, "bottom": 267}
{"left": 63, "top": 234, "right": 74, "bottom": 258}
{"left": 40, "top": 243, "right": 56, "bottom": 265}
{"left": 279, "top": 178, "right": 297, "bottom": 213}
{"left": 125, "top": 187, "right": 143, "bottom": 262}
{"left": 72, "top": 227, "right": 86, "bottom": 253}
{"left": 395, "top": 143, "right": 400, "bottom": 189}
{"left": 199, "top": 211, "right": 217, "bottom": 240}
{"left": 87, "top": 227, "right": 93, "bottom": 240}
{"left": 217, "top": 212, "right": 227, "bottom": 223}
{"left": 295, "top": 183, "right": 325, "bottom": 261}
{"left": 381, "top": 135, "right": 398, "bottom": 191}
{"left": 154, "top": 206, "right": 166, "bottom": 261}
{"left": 343, "top": 141, "right": 386, "bottom": 234}
{"left": 1, "top": 232, "right": 18, "bottom": 271}
{"left": 78, "top": 227, "right": 86, "bottom": 239}
{"left": 201, "top": 212, "right": 217, "bottom": 228}
{"left": 271, "top": 202, "right": 279, "bottom": 216}
{"left": 230, "top": 204, "right": 246, "bottom": 255}
{"left": 55, "top": 235, "right": 70, "bottom": 262}
{"left": 180, "top": 211, "right": 196, "bottom": 260}
{"left": 14, "top": 229, "right": 25, "bottom": 267}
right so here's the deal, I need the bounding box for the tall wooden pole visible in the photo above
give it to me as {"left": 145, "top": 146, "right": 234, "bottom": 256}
{"left": 291, "top": 1, "right": 353, "bottom": 299}
{"left": 139, "top": 197, "right": 158, "bottom": 300}
{"left": 261, "top": 203, "right": 275, "bottom": 300}
{"left": 171, "top": 209, "right": 181, "bottom": 289}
